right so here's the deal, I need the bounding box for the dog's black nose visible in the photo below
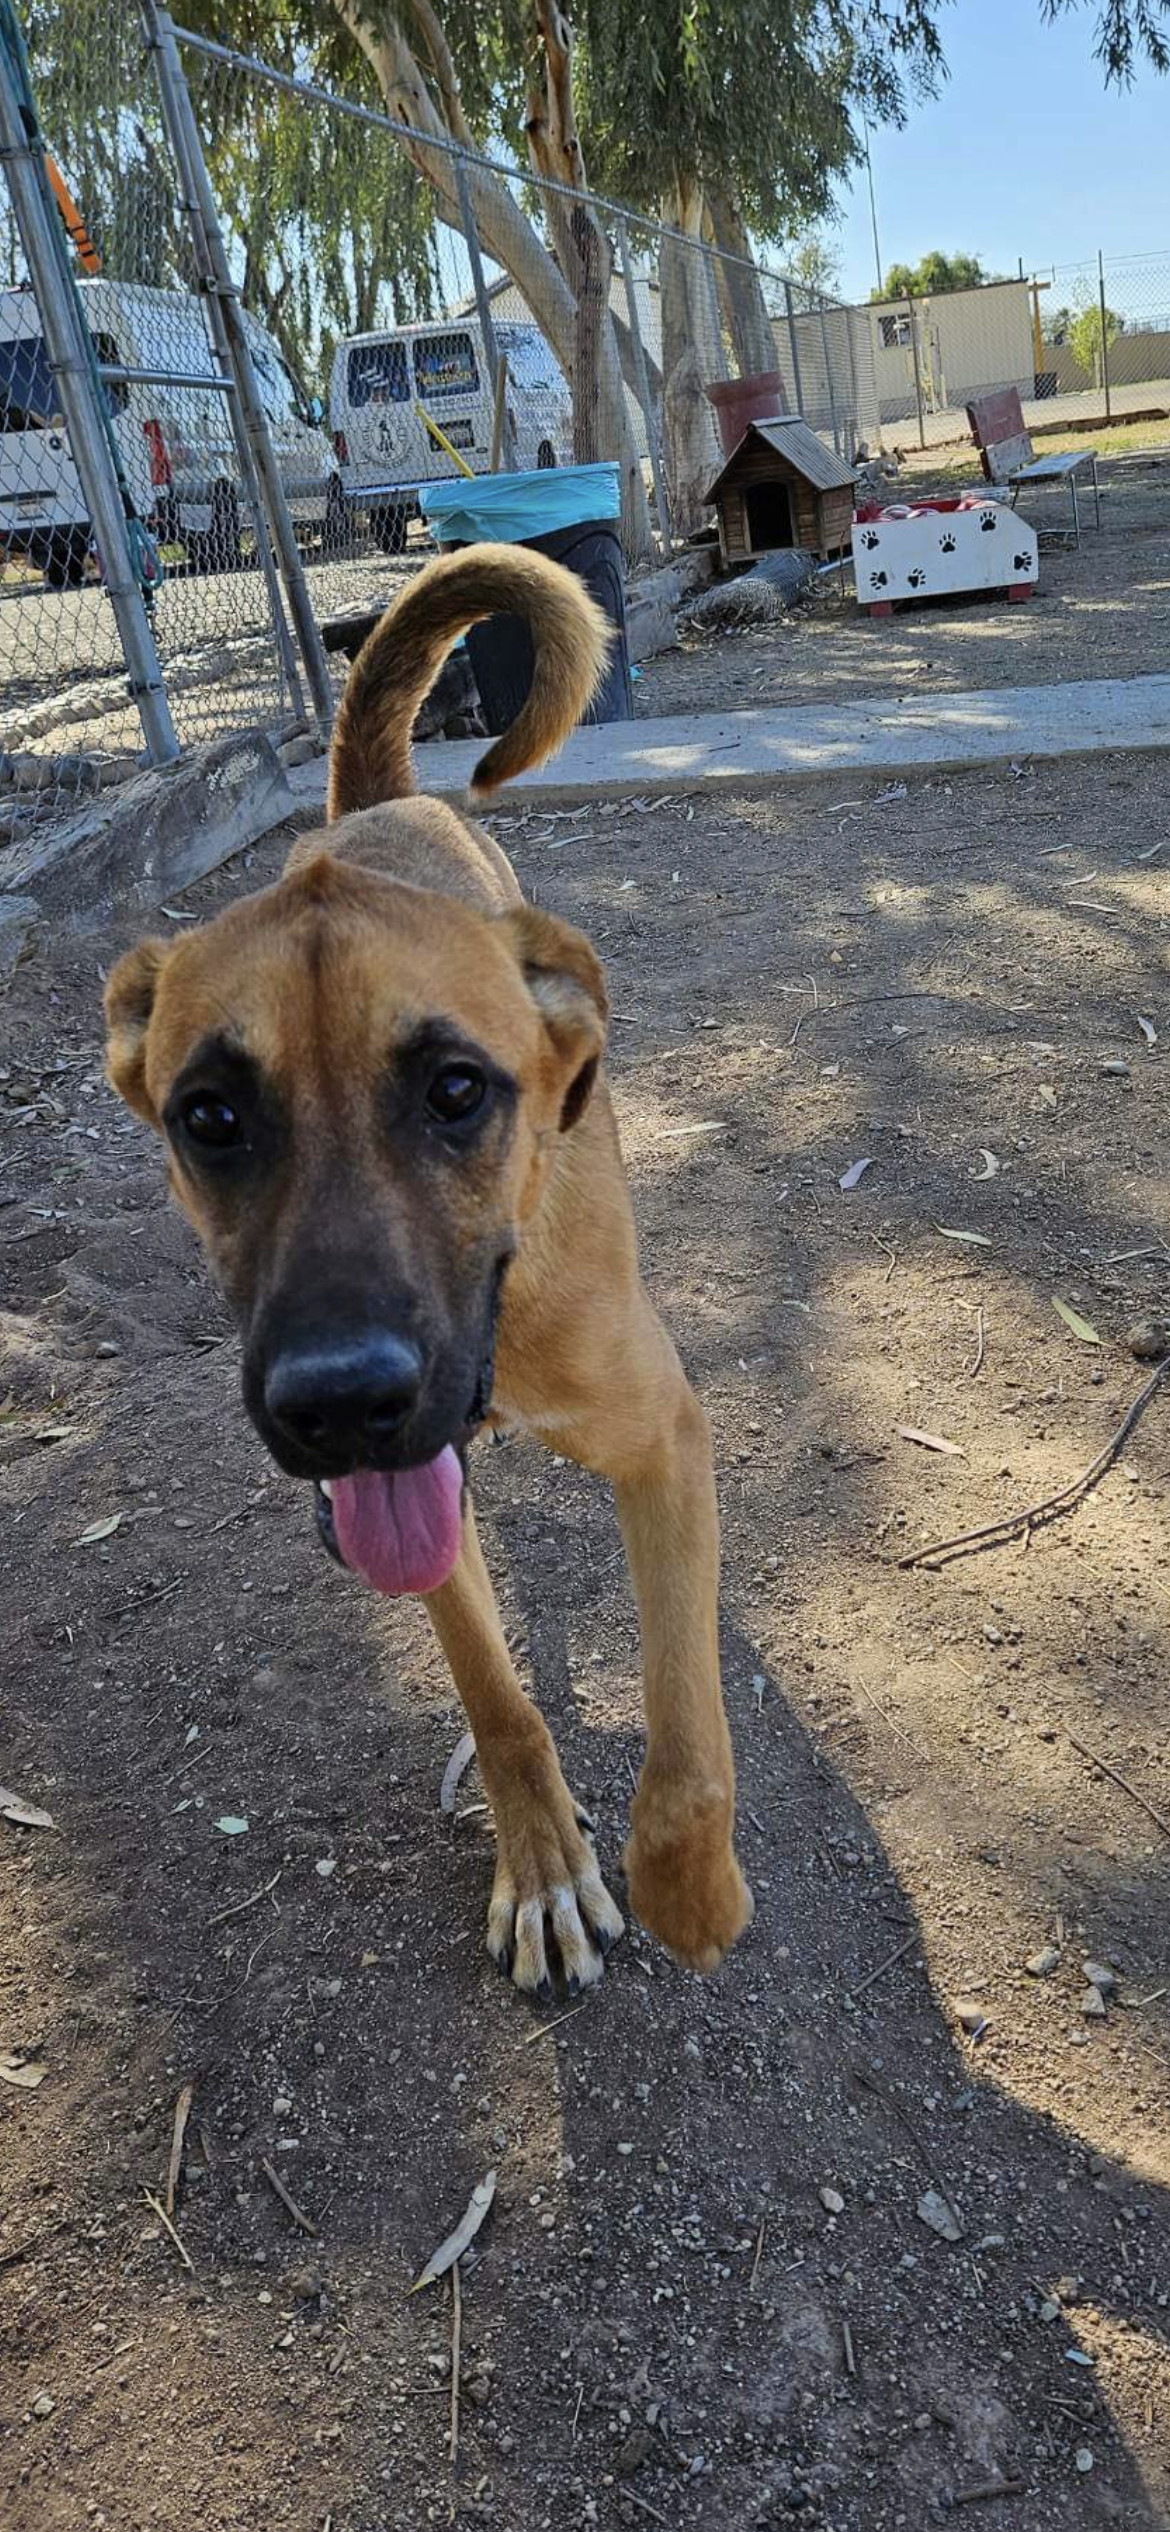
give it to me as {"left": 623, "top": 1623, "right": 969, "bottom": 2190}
{"left": 264, "top": 1332, "right": 423, "bottom": 1461}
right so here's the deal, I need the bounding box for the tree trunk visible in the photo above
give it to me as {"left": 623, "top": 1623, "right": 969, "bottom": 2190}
{"left": 332, "top": 0, "right": 652, "bottom": 562}
{"left": 659, "top": 176, "right": 721, "bottom": 540}
{"left": 706, "top": 189, "right": 778, "bottom": 378}
{"left": 526, "top": 0, "right": 651, "bottom": 553}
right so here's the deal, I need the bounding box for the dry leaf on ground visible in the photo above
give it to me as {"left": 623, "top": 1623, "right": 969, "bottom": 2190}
{"left": 895, "top": 1425, "right": 965, "bottom": 1457}
{"left": 73, "top": 1512, "right": 122, "bottom": 1545}
{"left": 0, "top": 1788, "right": 54, "bottom": 1831}
{"left": 439, "top": 1732, "right": 477, "bottom": 1814}
{"left": 934, "top": 1226, "right": 992, "bottom": 1248}
{"left": 0, "top": 2052, "right": 48, "bottom": 2089}
{"left": 838, "top": 1158, "right": 873, "bottom": 1192}
{"left": 1053, "top": 1297, "right": 1102, "bottom": 1345}
{"left": 410, "top": 2171, "right": 497, "bottom": 2294}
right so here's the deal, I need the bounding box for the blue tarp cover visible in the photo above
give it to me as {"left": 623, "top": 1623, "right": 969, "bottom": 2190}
{"left": 421, "top": 462, "right": 621, "bottom": 544}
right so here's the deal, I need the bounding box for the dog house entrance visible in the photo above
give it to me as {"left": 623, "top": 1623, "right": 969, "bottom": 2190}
{"left": 744, "top": 479, "right": 794, "bottom": 550}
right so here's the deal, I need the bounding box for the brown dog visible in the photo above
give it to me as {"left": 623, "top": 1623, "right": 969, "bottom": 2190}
{"left": 105, "top": 545, "right": 752, "bottom": 1994}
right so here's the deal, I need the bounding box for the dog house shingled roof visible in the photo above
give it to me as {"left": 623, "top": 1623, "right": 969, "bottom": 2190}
{"left": 704, "top": 417, "right": 856, "bottom": 504}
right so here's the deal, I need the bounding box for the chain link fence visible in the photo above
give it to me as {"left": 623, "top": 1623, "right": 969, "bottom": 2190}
{"left": 0, "top": 0, "right": 324, "bottom": 875}
{"left": 866, "top": 256, "right": 1170, "bottom": 448}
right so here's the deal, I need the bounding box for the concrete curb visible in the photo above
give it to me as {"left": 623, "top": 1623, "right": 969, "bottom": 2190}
{"left": 3, "top": 730, "right": 294, "bottom": 925}
{"left": 284, "top": 670, "right": 1170, "bottom": 818}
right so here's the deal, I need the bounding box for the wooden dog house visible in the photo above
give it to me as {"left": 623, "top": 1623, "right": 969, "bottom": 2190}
{"left": 705, "top": 419, "right": 855, "bottom": 564}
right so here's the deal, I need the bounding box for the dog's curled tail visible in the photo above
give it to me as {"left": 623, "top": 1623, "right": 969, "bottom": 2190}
{"left": 327, "top": 542, "right": 612, "bottom": 818}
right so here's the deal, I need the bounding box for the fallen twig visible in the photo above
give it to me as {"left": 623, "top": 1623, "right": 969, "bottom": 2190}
{"left": 899, "top": 1357, "right": 1170, "bottom": 1570}
{"left": 208, "top": 1869, "right": 282, "bottom": 1928}
{"left": 969, "top": 1305, "right": 985, "bottom": 1379}
{"left": 260, "top": 2154, "right": 318, "bottom": 2238}
{"left": 953, "top": 2480, "right": 1025, "bottom": 2509}
{"left": 842, "top": 2317, "right": 857, "bottom": 2378}
{"left": 522, "top": 2001, "right": 590, "bottom": 2047}
{"left": 622, "top": 2492, "right": 670, "bottom": 2527}
{"left": 448, "top": 2258, "right": 462, "bottom": 2464}
{"left": 749, "top": 2215, "right": 766, "bottom": 2293}
{"left": 165, "top": 2079, "right": 194, "bottom": 2219}
{"left": 854, "top": 1675, "right": 930, "bottom": 1762}
{"left": 1067, "top": 1731, "right": 1170, "bottom": 1841}
{"left": 848, "top": 1930, "right": 919, "bottom": 1998}
{"left": 850, "top": 2062, "right": 961, "bottom": 2236}
{"left": 143, "top": 2185, "right": 193, "bottom": 2272}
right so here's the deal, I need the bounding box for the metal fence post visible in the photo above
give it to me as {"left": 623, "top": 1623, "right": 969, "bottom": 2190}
{"left": 843, "top": 305, "right": 862, "bottom": 453}
{"left": 140, "top": 9, "right": 305, "bottom": 726}
{"left": 143, "top": 1, "right": 334, "bottom": 735}
{"left": 455, "top": 155, "right": 515, "bottom": 471}
{"left": 905, "top": 295, "right": 927, "bottom": 449}
{"left": 615, "top": 214, "right": 672, "bottom": 553}
{"left": 783, "top": 281, "right": 806, "bottom": 417}
{"left": 0, "top": 27, "right": 178, "bottom": 764}
{"left": 816, "top": 298, "right": 841, "bottom": 454}
{"left": 1098, "top": 249, "right": 1113, "bottom": 421}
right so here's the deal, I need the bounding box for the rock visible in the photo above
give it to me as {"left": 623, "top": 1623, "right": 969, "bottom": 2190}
{"left": 982, "top": 1622, "right": 1005, "bottom": 1646}
{"left": 954, "top": 1998, "right": 990, "bottom": 2036}
{"left": 1101, "top": 1059, "right": 1130, "bottom": 1078}
{"left": 1082, "top": 1984, "right": 1108, "bottom": 2019}
{"left": 1082, "top": 1958, "right": 1116, "bottom": 1995}
{"left": 1039, "top": 2298, "right": 1061, "bottom": 2322}
{"left": 1128, "top": 1318, "right": 1169, "bottom": 1363}
{"left": 819, "top": 2186, "right": 845, "bottom": 2215}
{"left": 0, "top": 894, "right": 39, "bottom": 985}
{"left": 916, "top": 2187, "right": 963, "bottom": 2242}
{"left": 278, "top": 733, "right": 320, "bottom": 769}
{"left": 31, "top": 2393, "right": 54, "bottom": 2418}
{"left": 616, "top": 2428, "right": 654, "bottom": 2476}
{"left": 1074, "top": 2448, "right": 1094, "bottom": 2474}
{"left": 1026, "top": 1944, "right": 1061, "bottom": 1978}
{"left": 6, "top": 753, "right": 57, "bottom": 794}
{"left": 626, "top": 587, "right": 680, "bottom": 662}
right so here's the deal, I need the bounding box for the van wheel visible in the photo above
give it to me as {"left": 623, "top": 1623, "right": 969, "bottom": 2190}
{"left": 43, "top": 530, "right": 90, "bottom": 590}
{"left": 186, "top": 481, "right": 243, "bottom": 575}
{"left": 371, "top": 503, "right": 407, "bottom": 555}
{"left": 537, "top": 440, "right": 557, "bottom": 469}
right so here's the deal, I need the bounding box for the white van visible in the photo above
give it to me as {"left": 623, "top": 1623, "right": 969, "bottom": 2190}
{"left": 0, "top": 278, "right": 342, "bottom": 586}
{"left": 329, "top": 317, "right": 572, "bottom": 550}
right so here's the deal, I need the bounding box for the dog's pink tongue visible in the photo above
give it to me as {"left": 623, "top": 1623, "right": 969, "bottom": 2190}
{"left": 330, "top": 1448, "right": 464, "bottom": 1597}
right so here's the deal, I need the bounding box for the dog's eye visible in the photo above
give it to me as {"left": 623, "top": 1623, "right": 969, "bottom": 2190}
{"left": 426, "top": 1063, "right": 487, "bottom": 1126}
{"left": 181, "top": 1093, "right": 242, "bottom": 1149}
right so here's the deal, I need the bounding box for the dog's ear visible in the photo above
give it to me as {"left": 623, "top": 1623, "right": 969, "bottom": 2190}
{"left": 496, "top": 905, "right": 608, "bottom": 1131}
{"left": 104, "top": 938, "right": 170, "bottom": 1125}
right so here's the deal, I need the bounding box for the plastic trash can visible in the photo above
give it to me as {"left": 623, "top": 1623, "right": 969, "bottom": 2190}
{"left": 421, "top": 462, "right": 632, "bottom": 732}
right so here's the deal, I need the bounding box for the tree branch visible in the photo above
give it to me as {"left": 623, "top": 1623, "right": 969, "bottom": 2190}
{"left": 399, "top": 0, "right": 475, "bottom": 148}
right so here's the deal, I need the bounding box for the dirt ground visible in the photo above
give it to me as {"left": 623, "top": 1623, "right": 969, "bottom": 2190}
{"left": 635, "top": 452, "right": 1170, "bottom": 718}
{"left": 4, "top": 743, "right": 1170, "bottom": 2532}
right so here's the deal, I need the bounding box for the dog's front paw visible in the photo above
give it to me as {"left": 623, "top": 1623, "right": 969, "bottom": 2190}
{"left": 624, "top": 1778, "right": 753, "bottom": 1972}
{"left": 486, "top": 1738, "right": 624, "bottom": 1995}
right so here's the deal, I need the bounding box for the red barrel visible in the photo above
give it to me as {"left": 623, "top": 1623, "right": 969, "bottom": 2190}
{"left": 706, "top": 370, "right": 789, "bottom": 457}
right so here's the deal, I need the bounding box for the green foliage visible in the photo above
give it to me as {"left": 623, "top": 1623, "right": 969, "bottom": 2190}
{"left": 1068, "top": 298, "right": 1122, "bottom": 381}
{"left": 1041, "top": 0, "right": 1170, "bottom": 83}
{"left": 874, "top": 249, "right": 988, "bottom": 300}
{"left": 573, "top": 0, "right": 945, "bottom": 234}
{"left": 788, "top": 232, "right": 844, "bottom": 299}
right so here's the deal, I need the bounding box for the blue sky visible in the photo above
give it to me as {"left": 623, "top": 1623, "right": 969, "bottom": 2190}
{"left": 832, "top": 3, "right": 1170, "bottom": 304}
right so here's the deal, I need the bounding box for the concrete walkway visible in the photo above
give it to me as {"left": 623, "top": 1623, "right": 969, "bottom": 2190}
{"left": 288, "top": 671, "right": 1170, "bottom": 811}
